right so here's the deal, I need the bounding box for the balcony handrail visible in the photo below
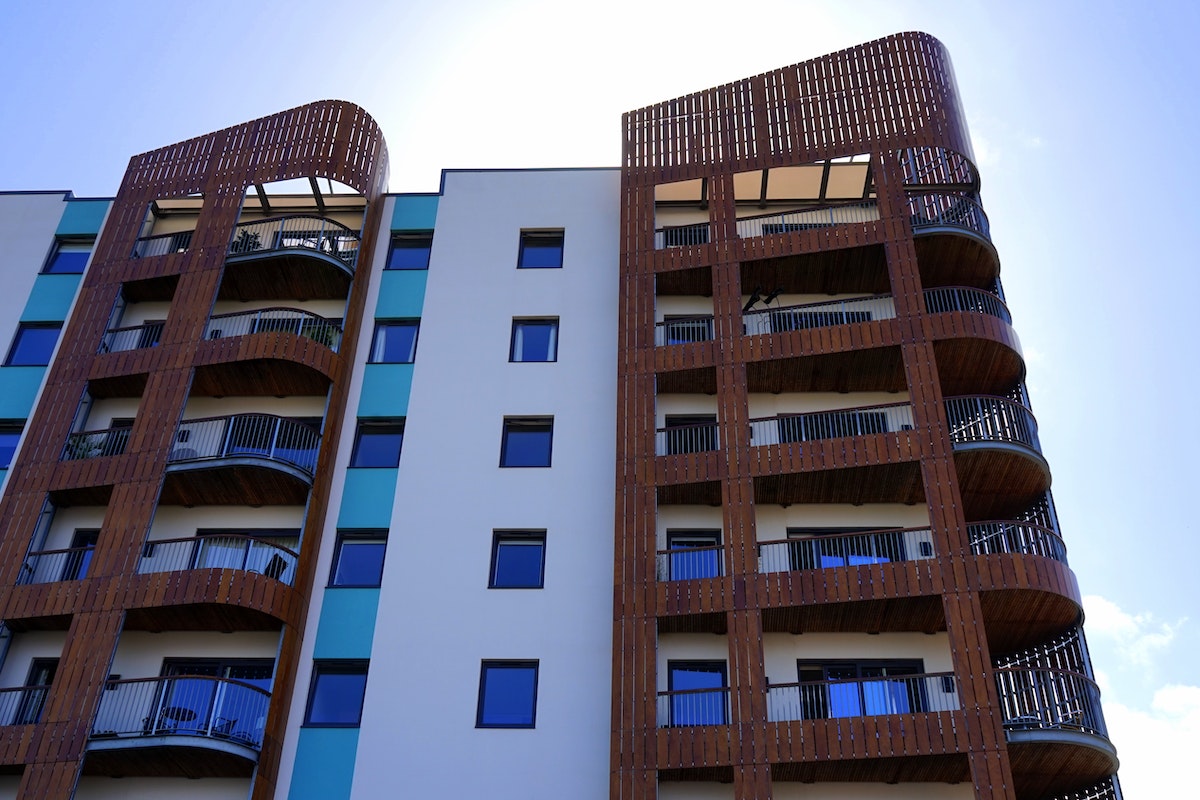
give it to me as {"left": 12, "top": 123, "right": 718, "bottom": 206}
{"left": 733, "top": 199, "right": 879, "bottom": 224}
{"left": 99, "top": 320, "right": 166, "bottom": 354}
{"left": 655, "top": 685, "right": 732, "bottom": 727}
{"left": 131, "top": 229, "right": 194, "bottom": 259}
{"left": 91, "top": 675, "right": 270, "bottom": 749}
{"left": 743, "top": 293, "right": 896, "bottom": 335}
{"left": 923, "top": 286, "right": 1012, "bottom": 324}
{"left": 229, "top": 215, "right": 360, "bottom": 268}
{"left": 994, "top": 665, "right": 1107, "bottom": 737}
{"left": 967, "top": 520, "right": 1067, "bottom": 563}
{"left": 748, "top": 401, "right": 914, "bottom": 447}
{"left": 0, "top": 684, "right": 53, "bottom": 725}
{"left": 17, "top": 544, "right": 94, "bottom": 586}
{"left": 205, "top": 307, "right": 342, "bottom": 352}
{"left": 653, "top": 315, "right": 715, "bottom": 346}
{"left": 757, "top": 525, "right": 935, "bottom": 574}
{"left": 136, "top": 534, "right": 298, "bottom": 585}
{"left": 944, "top": 395, "right": 1040, "bottom": 452}
{"left": 907, "top": 192, "right": 991, "bottom": 240}
{"left": 169, "top": 413, "right": 320, "bottom": 477}
{"left": 765, "top": 671, "right": 959, "bottom": 722}
{"left": 654, "top": 420, "right": 720, "bottom": 456}
{"left": 735, "top": 201, "right": 879, "bottom": 240}
{"left": 62, "top": 427, "right": 131, "bottom": 461}
{"left": 654, "top": 545, "right": 726, "bottom": 581}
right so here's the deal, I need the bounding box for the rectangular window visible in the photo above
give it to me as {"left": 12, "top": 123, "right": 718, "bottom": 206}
{"left": 786, "top": 527, "right": 905, "bottom": 571}
{"left": 797, "top": 660, "right": 924, "bottom": 719}
{"left": 331, "top": 530, "right": 388, "bottom": 587}
{"left": 500, "top": 417, "right": 553, "bottom": 467}
{"left": 370, "top": 320, "right": 419, "bottom": 363}
{"left": 668, "top": 661, "right": 727, "bottom": 726}
{"left": 509, "top": 319, "right": 558, "bottom": 363}
{"left": 489, "top": 531, "right": 546, "bottom": 589}
{"left": 43, "top": 240, "right": 92, "bottom": 274}
{"left": 4, "top": 324, "right": 61, "bottom": 366}
{"left": 305, "top": 661, "right": 369, "bottom": 727}
{"left": 517, "top": 230, "right": 564, "bottom": 268}
{"left": 0, "top": 422, "right": 22, "bottom": 468}
{"left": 386, "top": 232, "right": 433, "bottom": 270}
{"left": 476, "top": 660, "right": 538, "bottom": 728}
{"left": 350, "top": 420, "right": 405, "bottom": 468}
{"left": 665, "top": 530, "right": 722, "bottom": 580}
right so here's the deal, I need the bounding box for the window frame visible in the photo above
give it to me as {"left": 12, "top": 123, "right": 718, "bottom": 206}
{"left": 349, "top": 420, "right": 405, "bottom": 468}
{"left": 795, "top": 658, "right": 926, "bottom": 719}
{"left": 385, "top": 231, "right": 434, "bottom": 270}
{"left": 499, "top": 417, "right": 554, "bottom": 468}
{"left": 476, "top": 660, "right": 539, "bottom": 729}
{"left": 489, "top": 530, "right": 547, "bottom": 589}
{"left": 664, "top": 529, "right": 723, "bottom": 580}
{"left": 667, "top": 660, "right": 728, "bottom": 726}
{"left": 0, "top": 421, "right": 22, "bottom": 469}
{"left": 304, "top": 660, "right": 370, "bottom": 727}
{"left": 516, "top": 230, "right": 565, "bottom": 269}
{"left": 41, "top": 239, "right": 92, "bottom": 275}
{"left": 369, "top": 320, "right": 420, "bottom": 364}
{"left": 4, "top": 323, "right": 62, "bottom": 367}
{"left": 330, "top": 529, "right": 388, "bottom": 588}
{"left": 509, "top": 318, "right": 559, "bottom": 363}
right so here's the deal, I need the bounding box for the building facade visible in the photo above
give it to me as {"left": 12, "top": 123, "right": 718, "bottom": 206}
{"left": 0, "top": 33, "right": 1119, "bottom": 800}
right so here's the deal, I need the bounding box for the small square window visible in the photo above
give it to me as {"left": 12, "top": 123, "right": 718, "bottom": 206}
{"left": 331, "top": 530, "right": 388, "bottom": 587}
{"left": 305, "top": 661, "right": 369, "bottom": 726}
{"left": 490, "top": 531, "right": 546, "bottom": 589}
{"left": 476, "top": 661, "right": 538, "bottom": 728}
{"left": 500, "top": 417, "right": 553, "bottom": 468}
{"left": 43, "top": 241, "right": 92, "bottom": 274}
{"left": 386, "top": 232, "right": 433, "bottom": 270}
{"left": 370, "top": 321, "right": 419, "bottom": 363}
{"left": 517, "top": 231, "right": 564, "bottom": 268}
{"left": 509, "top": 319, "right": 558, "bottom": 363}
{"left": 4, "top": 324, "right": 61, "bottom": 366}
{"left": 350, "top": 420, "right": 405, "bottom": 468}
{"left": 0, "top": 422, "right": 22, "bottom": 469}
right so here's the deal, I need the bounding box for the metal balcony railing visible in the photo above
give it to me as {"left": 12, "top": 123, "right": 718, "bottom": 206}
{"left": 923, "top": 286, "right": 1012, "bottom": 324}
{"left": 655, "top": 420, "right": 720, "bottom": 456}
{"left": 17, "top": 545, "right": 94, "bottom": 585}
{"left": 169, "top": 414, "right": 320, "bottom": 477}
{"left": 735, "top": 201, "right": 879, "bottom": 239}
{"left": 655, "top": 546, "right": 725, "bottom": 581}
{"left": 131, "top": 230, "right": 193, "bottom": 259}
{"left": 99, "top": 321, "right": 164, "bottom": 354}
{"left": 654, "top": 316, "right": 714, "bottom": 346}
{"left": 968, "top": 520, "right": 1068, "bottom": 563}
{"left": 62, "top": 427, "right": 131, "bottom": 461}
{"left": 229, "top": 215, "right": 360, "bottom": 269}
{"left": 758, "top": 527, "right": 935, "bottom": 574}
{"left": 766, "top": 672, "right": 959, "bottom": 722}
{"left": 205, "top": 308, "right": 342, "bottom": 352}
{"left": 91, "top": 676, "right": 270, "bottom": 749}
{"left": 748, "top": 402, "right": 914, "bottom": 447}
{"left": 1047, "top": 778, "right": 1123, "bottom": 800}
{"left": 0, "top": 685, "right": 52, "bottom": 725}
{"left": 944, "top": 395, "right": 1040, "bottom": 452}
{"left": 653, "top": 222, "right": 711, "bottom": 249}
{"left": 744, "top": 294, "right": 895, "bottom": 335}
{"left": 656, "top": 686, "right": 731, "bottom": 727}
{"left": 136, "top": 534, "right": 299, "bottom": 585}
{"left": 995, "top": 666, "right": 1108, "bottom": 737}
{"left": 908, "top": 192, "right": 991, "bottom": 240}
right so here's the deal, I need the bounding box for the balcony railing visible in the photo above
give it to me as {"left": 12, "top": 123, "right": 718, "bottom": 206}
{"left": 131, "top": 230, "right": 193, "bottom": 259}
{"left": 744, "top": 294, "right": 896, "bottom": 335}
{"left": 229, "top": 215, "right": 360, "bottom": 269}
{"left": 91, "top": 675, "right": 270, "bottom": 750}
{"left": 968, "top": 520, "right": 1067, "bottom": 563}
{"left": 654, "top": 316, "right": 714, "bottom": 346}
{"left": 656, "top": 686, "right": 731, "bottom": 727}
{"left": 735, "top": 201, "right": 879, "bottom": 239}
{"left": 656, "top": 546, "right": 725, "bottom": 581}
{"left": 0, "top": 685, "right": 52, "bottom": 725}
{"left": 62, "top": 427, "right": 131, "bottom": 461}
{"left": 655, "top": 420, "right": 720, "bottom": 456}
{"left": 17, "top": 545, "right": 94, "bottom": 585}
{"left": 944, "top": 395, "right": 1040, "bottom": 452}
{"left": 748, "top": 402, "right": 914, "bottom": 447}
{"left": 205, "top": 308, "right": 342, "bottom": 352}
{"left": 766, "top": 672, "right": 959, "bottom": 722}
{"left": 1049, "top": 778, "right": 1123, "bottom": 800}
{"left": 908, "top": 193, "right": 991, "bottom": 240}
{"left": 923, "top": 286, "right": 1012, "bottom": 324}
{"left": 99, "top": 321, "right": 164, "bottom": 354}
{"left": 169, "top": 414, "right": 320, "bottom": 477}
{"left": 995, "top": 666, "right": 1107, "bottom": 737}
{"left": 136, "top": 534, "right": 299, "bottom": 585}
{"left": 653, "top": 222, "right": 711, "bottom": 249}
{"left": 758, "top": 527, "right": 935, "bottom": 574}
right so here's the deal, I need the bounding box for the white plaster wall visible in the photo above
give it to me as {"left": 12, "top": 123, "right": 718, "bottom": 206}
{"left": 656, "top": 296, "right": 714, "bottom": 321}
{"left": 746, "top": 391, "right": 908, "bottom": 419}
{"left": 658, "top": 783, "right": 734, "bottom": 800}
{"left": 83, "top": 397, "right": 141, "bottom": 429}
{"left": 0, "top": 631, "right": 66, "bottom": 686}
{"left": 74, "top": 777, "right": 251, "bottom": 800}
{"left": 39, "top": 505, "right": 107, "bottom": 550}
{"left": 762, "top": 632, "right": 954, "bottom": 684}
{"left": 0, "top": 193, "right": 72, "bottom": 348}
{"left": 772, "top": 783, "right": 973, "bottom": 800}
{"left": 109, "top": 631, "right": 280, "bottom": 679}
{"left": 656, "top": 395, "right": 719, "bottom": 426}
{"left": 208, "top": 298, "right": 346, "bottom": 321}
{"left": 347, "top": 170, "right": 621, "bottom": 800}
{"left": 655, "top": 207, "right": 710, "bottom": 228}
{"left": 657, "top": 635, "right": 730, "bottom": 689}
{"left": 115, "top": 300, "right": 171, "bottom": 328}
{"left": 754, "top": 503, "right": 929, "bottom": 544}
{"left": 181, "top": 396, "right": 325, "bottom": 419}
{"left": 657, "top": 506, "right": 724, "bottom": 551}
{"left": 146, "top": 505, "right": 303, "bottom": 542}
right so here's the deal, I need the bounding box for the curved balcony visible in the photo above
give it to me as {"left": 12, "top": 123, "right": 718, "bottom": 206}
{"left": 968, "top": 520, "right": 1067, "bottom": 563}
{"left": 996, "top": 666, "right": 1107, "bottom": 737}
{"left": 945, "top": 395, "right": 1040, "bottom": 454}
{"left": 946, "top": 395, "right": 1048, "bottom": 519}
{"left": 749, "top": 402, "right": 914, "bottom": 448}
{"left": 910, "top": 192, "right": 999, "bottom": 288}
{"left": 99, "top": 320, "right": 164, "bottom": 354}
{"left": 136, "top": 534, "right": 298, "bottom": 585}
{"left": 758, "top": 526, "right": 935, "bottom": 574}
{"left": 222, "top": 215, "right": 360, "bottom": 301}
{"left": 204, "top": 307, "right": 342, "bottom": 352}
{"left": 766, "top": 671, "right": 958, "bottom": 722}
{"left": 908, "top": 192, "right": 990, "bottom": 240}
{"left": 62, "top": 426, "right": 130, "bottom": 461}
{"left": 923, "top": 286, "right": 1011, "bottom": 324}
{"left": 743, "top": 293, "right": 896, "bottom": 336}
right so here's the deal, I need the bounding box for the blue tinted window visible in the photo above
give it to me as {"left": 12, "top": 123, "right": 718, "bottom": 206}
{"left": 386, "top": 233, "right": 433, "bottom": 269}
{"left": 666, "top": 531, "right": 722, "bottom": 580}
{"left": 500, "top": 418, "right": 552, "bottom": 467}
{"left": 0, "top": 424, "right": 21, "bottom": 468}
{"left": 305, "top": 662, "right": 368, "bottom": 726}
{"left": 351, "top": 421, "right": 404, "bottom": 467}
{"left": 44, "top": 248, "right": 90, "bottom": 274}
{"left": 490, "top": 533, "right": 545, "bottom": 588}
{"left": 370, "top": 321, "right": 419, "bottom": 363}
{"left": 477, "top": 661, "right": 538, "bottom": 728}
{"left": 332, "top": 531, "right": 387, "bottom": 587}
{"left": 517, "top": 231, "right": 564, "bottom": 268}
{"left": 5, "top": 324, "right": 61, "bottom": 366}
{"left": 669, "top": 662, "right": 727, "bottom": 726}
{"left": 510, "top": 319, "right": 558, "bottom": 362}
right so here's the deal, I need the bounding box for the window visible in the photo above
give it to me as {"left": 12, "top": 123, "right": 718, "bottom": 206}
{"left": 661, "top": 316, "right": 714, "bottom": 345}
{"left": 61, "top": 529, "right": 99, "bottom": 581}
{"left": 664, "top": 530, "right": 722, "bottom": 580}
{"left": 668, "top": 661, "right": 727, "bottom": 726}
{"left": 500, "top": 417, "right": 553, "bottom": 467}
{"left": 476, "top": 661, "right": 538, "bottom": 728}
{"left": 4, "top": 324, "right": 61, "bottom": 366}
{"left": 350, "top": 420, "right": 404, "bottom": 467}
{"left": 369, "top": 320, "right": 419, "bottom": 363}
{"left": 509, "top": 318, "right": 558, "bottom": 362}
{"left": 0, "top": 423, "right": 21, "bottom": 468}
{"left": 489, "top": 531, "right": 546, "bottom": 589}
{"left": 796, "top": 660, "right": 926, "bottom": 719}
{"left": 786, "top": 527, "right": 908, "bottom": 571}
{"left": 331, "top": 530, "right": 388, "bottom": 587}
{"left": 517, "top": 230, "right": 564, "bottom": 268}
{"left": 15, "top": 659, "right": 58, "bottom": 724}
{"left": 43, "top": 241, "right": 91, "bottom": 274}
{"left": 386, "top": 232, "right": 433, "bottom": 270}
{"left": 305, "top": 661, "right": 369, "bottom": 727}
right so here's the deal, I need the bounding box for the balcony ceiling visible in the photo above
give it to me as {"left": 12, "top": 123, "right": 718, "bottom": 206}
{"left": 191, "top": 359, "right": 331, "bottom": 397}
{"left": 915, "top": 232, "right": 999, "bottom": 290}
{"left": 769, "top": 752, "right": 970, "bottom": 784}
{"left": 741, "top": 243, "right": 888, "bottom": 295}
{"left": 954, "top": 450, "right": 1051, "bottom": 520}
{"left": 754, "top": 462, "right": 925, "bottom": 506}
{"left": 1007, "top": 740, "right": 1119, "bottom": 799}
{"left": 83, "top": 741, "right": 256, "bottom": 779}
{"left": 219, "top": 253, "right": 352, "bottom": 301}
{"left": 160, "top": 464, "right": 311, "bottom": 506}
{"left": 746, "top": 347, "right": 906, "bottom": 394}
{"left": 761, "top": 595, "right": 945, "bottom": 635}
{"left": 981, "top": 588, "right": 1082, "bottom": 656}
{"left": 934, "top": 338, "right": 1024, "bottom": 397}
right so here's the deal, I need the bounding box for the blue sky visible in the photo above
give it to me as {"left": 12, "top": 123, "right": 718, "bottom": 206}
{"left": 2, "top": 1, "right": 1195, "bottom": 793}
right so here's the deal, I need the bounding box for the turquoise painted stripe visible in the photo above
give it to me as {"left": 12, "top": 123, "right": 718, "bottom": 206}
{"left": 20, "top": 275, "right": 83, "bottom": 322}
{"left": 0, "top": 368, "right": 46, "bottom": 418}
{"left": 336, "top": 469, "right": 398, "bottom": 528}
{"left": 0, "top": 469, "right": 7, "bottom": 491}
{"left": 288, "top": 728, "right": 361, "bottom": 800}
{"left": 314, "top": 589, "right": 380, "bottom": 660}
{"left": 374, "top": 271, "right": 427, "bottom": 318}
{"left": 56, "top": 199, "right": 110, "bottom": 237}
{"left": 390, "top": 195, "right": 438, "bottom": 230}
{"left": 357, "top": 365, "right": 413, "bottom": 417}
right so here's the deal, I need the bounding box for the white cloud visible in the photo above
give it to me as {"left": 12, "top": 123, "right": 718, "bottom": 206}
{"left": 1083, "top": 594, "right": 1184, "bottom": 667}
{"left": 1104, "top": 684, "right": 1200, "bottom": 797}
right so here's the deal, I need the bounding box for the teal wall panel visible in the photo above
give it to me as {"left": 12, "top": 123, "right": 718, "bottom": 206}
{"left": 0, "top": 368, "right": 45, "bottom": 418}
{"left": 336, "top": 469, "right": 397, "bottom": 528}
{"left": 357, "top": 365, "right": 413, "bottom": 417}
{"left": 314, "top": 589, "right": 380, "bottom": 660}
{"left": 20, "top": 275, "right": 82, "bottom": 322}
{"left": 0, "top": 469, "right": 7, "bottom": 491}
{"left": 374, "top": 271, "right": 427, "bottom": 319}
{"left": 288, "top": 728, "right": 361, "bottom": 800}
{"left": 55, "top": 199, "right": 110, "bottom": 237}
{"left": 390, "top": 195, "right": 439, "bottom": 230}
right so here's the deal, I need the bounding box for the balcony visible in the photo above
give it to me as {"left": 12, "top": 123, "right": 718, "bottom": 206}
{"left": 654, "top": 222, "right": 711, "bottom": 250}
{"left": 996, "top": 666, "right": 1107, "bottom": 738}
{"left": 99, "top": 320, "right": 164, "bottom": 354}
{"left": 137, "top": 534, "right": 298, "bottom": 585}
{"left": 923, "top": 286, "right": 1011, "bottom": 324}
{"left": 758, "top": 526, "right": 934, "bottom": 574}
{"left": 656, "top": 546, "right": 725, "bottom": 581}
{"left": 945, "top": 395, "right": 1039, "bottom": 454}
{"left": 766, "top": 671, "right": 958, "bottom": 722}
{"left": 0, "top": 684, "right": 50, "bottom": 725}
{"left": 655, "top": 420, "right": 720, "bottom": 456}
{"left": 734, "top": 201, "right": 879, "bottom": 240}
{"left": 744, "top": 293, "right": 895, "bottom": 336}
{"left": 221, "top": 215, "right": 361, "bottom": 301}
{"left": 968, "top": 520, "right": 1067, "bottom": 563}
{"left": 656, "top": 686, "right": 731, "bottom": 727}
{"left": 908, "top": 193, "right": 990, "bottom": 240}
{"left": 654, "top": 316, "right": 714, "bottom": 346}
{"left": 87, "top": 675, "right": 268, "bottom": 778}
{"left": 945, "top": 394, "right": 1049, "bottom": 518}
{"left": 131, "top": 230, "right": 193, "bottom": 259}
{"left": 748, "top": 402, "right": 914, "bottom": 447}
{"left": 17, "top": 545, "right": 93, "bottom": 585}
{"left": 62, "top": 426, "right": 130, "bottom": 461}
{"left": 204, "top": 308, "right": 342, "bottom": 352}
{"left": 910, "top": 193, "right": 999, "bottom": 289}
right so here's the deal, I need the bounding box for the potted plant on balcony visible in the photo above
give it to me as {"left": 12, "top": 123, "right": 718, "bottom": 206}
{"left": 230, "top": 229, "right": 262, "bottom": 255}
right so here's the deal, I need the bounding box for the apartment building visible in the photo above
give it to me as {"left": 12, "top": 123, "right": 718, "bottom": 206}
{"left": 0, "top": 32, "right": 1119, "bottom": 800}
